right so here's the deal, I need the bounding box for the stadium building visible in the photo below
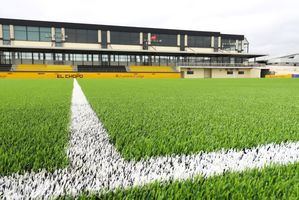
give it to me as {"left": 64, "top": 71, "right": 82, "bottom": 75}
{"left": 0, "top": 18, "right": 265, "bottom": 78}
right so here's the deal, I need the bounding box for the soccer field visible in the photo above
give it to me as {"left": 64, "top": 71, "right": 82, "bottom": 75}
{"left": 79, "top": 79, "right": 299, "bottom": 160}
{"left": 0, "top": 79, "right": 73, "bottom": 175}
{"left": 0, "top": 78, "right": 298, "bottom": 199}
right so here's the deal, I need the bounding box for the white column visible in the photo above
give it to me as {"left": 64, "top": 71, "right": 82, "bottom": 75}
{"left": 139, "top": 32, "right": 143, "bottom": 45}
{"left": 177, "top": 34, "right": 180, "bottom": 46}
{"left": 107, "top": 31, "right": 111, "bottom": 43}
{"left": 148, "top": 33, "right": 151, "bottom": 45}
{"left": 184, "top": 34, "right": 188, "bottom": 46}
{"left": 61, "top": 28, "right": 66, "bottom": 42}
{"left": 9, "top": 25, "right": 14, "bottom": 40}
{"left": 0, "top": 24, "right": 3, "bottom": 39}
{"left": 211, "top": 36, "right": 215, "bottom": 48}
{"left": 218, "top": 37, "right": 221, "bottom": 48}
{"left": 0, "top": 24, "right": 2, "bottom": 45}
{"left": 51, "top": 27, "right": 55, "bottom": 41}
{"left": 98, "top": 30, "right": 102, "bottom": 43}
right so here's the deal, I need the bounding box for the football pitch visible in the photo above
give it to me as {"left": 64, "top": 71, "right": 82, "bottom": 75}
{"left": 0, "top": 78, "right": 298, "bottom": 198}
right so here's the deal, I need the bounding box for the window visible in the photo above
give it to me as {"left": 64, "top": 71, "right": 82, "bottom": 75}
{"left": 40, "top": 27, "right": 51, "bottom": 41}
{"left": 14, "top": 26, "right": 51, "bottom": 42}
{"left": 150, "top": 33, "right": 177, "bottom": 46}
{"left": 27, "top": 26, "right": 39, "bottom": 41}
{"left": 188, "top": 35, "right": 211, "bottom": 48}
{"left": 2, "top": 25, "right": 10, "bottom": 45}
{"left": 222, "top": 39, "right": 236, "bottom": 51}
{"left": 14, "top": 26, "right": 27, "bottom": 40}
{"left": 227, "top": 70, "right": 233, "bottom": 75}
{"left": 187, "top": 70, "right": 194, "bottom": 75}
{"left": 238, "top": 71, "right": 245, "bottom": 75}
{"left": 110, "top": 31, "right": 139, "bottom": 45}
{"left": 65, "top": 28, "right": 97, "bottom": 43}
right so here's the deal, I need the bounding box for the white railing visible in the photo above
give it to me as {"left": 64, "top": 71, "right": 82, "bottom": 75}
{"left": 176, "top": 63, "right": 265, "bottom": 67}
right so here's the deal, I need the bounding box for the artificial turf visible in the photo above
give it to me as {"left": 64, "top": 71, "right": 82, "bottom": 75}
{"left": 79, "top": 78, "right": 299, "bottom": 161}
{"left": 79, "top": 162, "right": 299, "bottom": 200}
{"left": 0, "top": 79, "right": 73, "bottom": 176}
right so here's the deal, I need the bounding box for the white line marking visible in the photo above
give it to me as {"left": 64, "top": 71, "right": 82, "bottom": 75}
{"left": 0, "top": 79, "right": 299, "bottom": 199}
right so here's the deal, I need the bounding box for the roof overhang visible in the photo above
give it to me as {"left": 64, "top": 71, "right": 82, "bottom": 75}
{"left": 179, "top": 66, "right": 261, "bottom": 69}
{"left": 0, "top": 45, "right": 266, "bottom": 59}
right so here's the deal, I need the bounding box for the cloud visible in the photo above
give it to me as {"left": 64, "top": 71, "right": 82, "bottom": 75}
{"left": 1, "top": 0, "right": 298, "bottom": 57}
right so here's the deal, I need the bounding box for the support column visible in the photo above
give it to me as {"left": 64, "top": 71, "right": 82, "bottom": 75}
{"left": 139, "top": 32, "right": 143, "bottom": 45}
{"left": 0, "top": 24, "right": 3, "bottom": 45}
{"left": 0, "top": 24, "right": 3, "bottom": 39}
{"left": 9, "top": 25, "right": 14, "bottom": 40}
{"left": 107, "top": 31, "right": 111, "bottom": 44}
{"left": 218, "top": 37, "right": 221, "bottom": 48}
{"left": 61, "top": 28, "right": 66, "bottom": 42}
{"left": 184, "top": 34, "right": 188, "bottom": 47}
{"left": 177, "top": 34, "right": 180, "bottom": 46}
{"left": 98, "top": 30, "right": 102, "bottom": 43}
{"left": 148, "top": 33, "right": 151, "bottom": 45}
{"left": 51, "top": 27, "right": 55, "bottom": 41}
{"left": 211, "top": 36, "right": 215, "bottom": 48}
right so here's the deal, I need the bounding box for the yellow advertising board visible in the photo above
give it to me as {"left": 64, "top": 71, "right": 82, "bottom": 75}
{"left": 0, "top": 72, "right": 181, "bottom": 79}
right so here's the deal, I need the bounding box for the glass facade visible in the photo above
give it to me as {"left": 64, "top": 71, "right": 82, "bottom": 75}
{"left": 2, "top": 25, "right": 10, "bottom": 45}
{"left": 110, "top": 31, "right": 139, "bottom": 45}
{"left": 150, "top": 34, "right": 177, "bottom": 46}
{"left": 55, "top": 28, "right": 62, "bottom": 47}
{"left": 222, "top": 39, "right": 236, "bottom": 51}
{"left": 188, "top": 36, "right": 211, "bottom": 48}
{"left": 65, "top": 28, "right": 97, "bottom": 43}
{"left": 14, "top": 26, "right": 51, "bottom": 42}
{"left": 0, "top": 49, "right": 248, "bottom": 66}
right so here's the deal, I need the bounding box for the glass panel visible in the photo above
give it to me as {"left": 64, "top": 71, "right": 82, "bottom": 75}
{"left": 65, "top": 28, "right": 97, "bottom": 43}
{"left": 40, "top": 27, "right": 51, "bottom": 41}
{"left": 151, "top": 33, "right": 177, "bottom": 46}
{"left": 188, "top": 35, "right": 211, "bottom": 48}
{"left": 55, "top": 28, "right": 62, "bottom": 42}
{"left": 110, "top": 31, "right": 139, "bottom": 45}
{"left": 14, "top": 26, "right": 27, "bottom": 40}
{"left": 222, "top": 39, "right": 237, "bottom": 51}
{"left": 27, "top": 26, "right": 39, "bottom": 41}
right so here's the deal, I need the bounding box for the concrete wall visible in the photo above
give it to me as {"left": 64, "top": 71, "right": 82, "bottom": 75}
{"left": 181, "top": 68, "right": 205, "bottom": 78}
{"left": 63, "top": 43, "right": 100, "bottom": 49}
{"left": 13, "top": 41, "right": 53, "bottom": 48}
{"left": 211, "top": 68, "right": 260, "bottom": 78}
{"left": 266, "top": 65, "right": 299, "bottom": 75}
{"left": 109, "top": 44, "right": 142, "bottom": 51}
{"left": 181, "top": 68, "right": 261, "bottom": 78}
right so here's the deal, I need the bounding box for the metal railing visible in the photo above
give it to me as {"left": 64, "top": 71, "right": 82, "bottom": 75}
{"left": 176, "top": 62, "right": 265, "bottom": 67}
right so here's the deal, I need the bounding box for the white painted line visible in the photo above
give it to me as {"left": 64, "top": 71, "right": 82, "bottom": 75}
{"left": 0, "top": 79, "right": 298, "bottom": 199}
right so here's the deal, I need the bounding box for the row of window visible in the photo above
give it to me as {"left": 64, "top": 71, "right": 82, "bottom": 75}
{"left": 2, "top": 26, "right": 238, "bottom": 48}
{"left": 65, "top": 28, "right": 97, "bottom": 44}
{"left": 14, "top": 26, "right": 52, "bottom": 41}
{"left": 186, "top": 70, "right": 245, "bottom": 75}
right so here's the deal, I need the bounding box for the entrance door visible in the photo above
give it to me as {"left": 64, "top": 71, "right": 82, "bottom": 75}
{"left": 204, "top": 68, "right": 212, "bottom": 78}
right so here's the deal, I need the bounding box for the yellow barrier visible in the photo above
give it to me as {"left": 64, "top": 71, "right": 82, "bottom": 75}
{"left": 130, "top": 66, "right": 174, "bottom": 72}
{"left": 16, "top": 64, "right": 73, "bottom": 72}
{"left": 265, "top": 74, "right": 292, "bottom": 78}
{"left": 0, "top": 72, "right": 180, "bottom": 79}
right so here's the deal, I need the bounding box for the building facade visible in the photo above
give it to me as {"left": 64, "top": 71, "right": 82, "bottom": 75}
{"left": 0, "top": 18, "right": 264, "bottom": 77}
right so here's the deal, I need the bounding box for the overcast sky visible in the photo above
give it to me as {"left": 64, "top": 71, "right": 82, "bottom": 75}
{"left": 1, "top": 0, "right": 299, "bottom": 57}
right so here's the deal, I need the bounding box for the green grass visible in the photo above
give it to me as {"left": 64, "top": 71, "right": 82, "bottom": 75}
{"left": 0, "top": 79, "right": 73, "bottom": 176}
{"left": 78, "top": 162, "right": 299, "bottom": 200}
{"left": 79, "top": 79, "right": 299, "bottom": 160}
